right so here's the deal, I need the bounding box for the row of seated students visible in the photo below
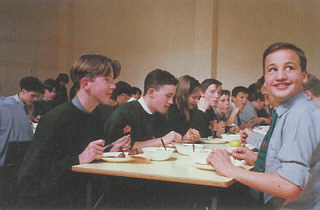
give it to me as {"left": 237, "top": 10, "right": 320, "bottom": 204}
{"left": 0, "top": 42, "right": 319, "bottom": 209}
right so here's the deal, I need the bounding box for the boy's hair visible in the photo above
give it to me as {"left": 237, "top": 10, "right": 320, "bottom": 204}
{"left": 231, "top": 86, "right": 249, "bottom": 97}
{"left": 55, "top": 73, "right": 70, "bottom": 83}
{"left": 304, "top": 74, "right": 320, "bottom": 97}
{"left": 200, "top": 79, "right": 222, "bottom": 93}
{"left": 112, "top": 81, "right": 133, "bottom": 98}
{"left": 143, "top": 69, "right": 178, "bottom": 95}
{"left": 175, "top": 75, "right": 200, "bottom": 121}
{"left": 43, "top": 79, "right": 57, "bottom": 91}
{"left": 132, "top": 87, "right": 142, "bottom": 95}
{"left": 19, "top": 77, "right": 44, "bottom": 93}
{"left": 220, "top": 89, "right": 230, "bottom": 97}
{"left": 256, "top": 75, "right": 265, "bottom": 91}
{"left": 263, "top": 42, "right": 307, "bottom": 73}
{"left": 248, "top": 83, "right": 264, "bottom": 102}
{"left": 70, "top": 54, "right": 121, "bottom": 89}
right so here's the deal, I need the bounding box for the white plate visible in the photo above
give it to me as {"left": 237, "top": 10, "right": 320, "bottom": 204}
{"left": 101, "top": 152, "right": 134, "bottom": 162}
{"left": 194, "top": 163, "right": 215, "bottom": 171}
{"left": 200, "top": 138, "right": 228, "bottom": 144}
{"left": 226, "top": 145, "right": 242, "bottom": 153}
{"left": 245, "top": 144, "right": 257, "bottom": 150}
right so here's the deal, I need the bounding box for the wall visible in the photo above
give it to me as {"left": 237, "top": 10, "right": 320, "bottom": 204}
{"left": 0, "top": 0, "right": 62, "bottom": 95}
{"left": 0, "top": 0, "right": 319, "bottom": 96}
{"left": 216, "top": 0, "right": 320, "bottom": 90}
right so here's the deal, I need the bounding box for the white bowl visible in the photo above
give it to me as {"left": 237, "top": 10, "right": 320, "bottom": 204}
{"left": 142, "top": 147, "right": 174, "bottom": 161}
{"left": 174, "top": 143, "right": 204, "bottom": 156}
{"left": 220, "top": 133, "right": 241, "bottom": 141}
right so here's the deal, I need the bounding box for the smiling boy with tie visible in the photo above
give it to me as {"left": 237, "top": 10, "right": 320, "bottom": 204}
{"left": 207, "top": 42, "right": 320, "bottom": 209}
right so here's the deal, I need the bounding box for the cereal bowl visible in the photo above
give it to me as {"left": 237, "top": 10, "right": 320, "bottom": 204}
{"left": 174, "top": 143, "right": 204, "bottom": 156}
{"left": 142, "top": 147, "right": 174, "bottom": 161}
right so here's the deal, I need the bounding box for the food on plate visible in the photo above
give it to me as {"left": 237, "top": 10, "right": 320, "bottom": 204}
{"left": 229, "top": 140, "right": 241, "bottom": 147}
{"left": 105, "top": 152, "right": 126, "bottom": 158}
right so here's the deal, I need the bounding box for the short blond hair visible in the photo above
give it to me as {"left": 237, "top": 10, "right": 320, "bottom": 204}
{"left": 70, "top": 54, "right": 121, "bottom": 89}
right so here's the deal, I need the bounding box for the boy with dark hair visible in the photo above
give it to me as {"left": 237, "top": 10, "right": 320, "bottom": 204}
{"left": 242, "top": 83, "right": 270, "bottom": 125}
{"left": 132, "top": 86, "right": 142, "bottom": 99}
{"left": 111, "top": 81, "right": 133, "bottom": 105}
{"left": 207, "top": 42, "right": 320, "bottom": 209}
{"left": 191, "top": 78, "right": 224, "bottom": 137}
{"left": 303, "top": 73, "right": 320, "bottom": 105}
{"left": 11, "top": 77, "right": 44, "bottom": 122}
{"left": 34, "top": 78, "right": 57, "bottom": 117}
{"left": 104, "top": 69, "right": 182, "bottom": 151}
{"left": 1, "top": 76, "right": 43, "bottom": 167}
{"left": 231, "top": 86, "right": 249, "bottom": 128}
{"left": 54, "top": 73, "right": 70, "bottom": 105}
{"left": 18, "top": 54, "right": 130, "bottom": 207}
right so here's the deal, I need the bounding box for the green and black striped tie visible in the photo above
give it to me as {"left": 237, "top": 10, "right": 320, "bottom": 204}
{"left": 253, "top": 110, "right": 278, "bottom": 172}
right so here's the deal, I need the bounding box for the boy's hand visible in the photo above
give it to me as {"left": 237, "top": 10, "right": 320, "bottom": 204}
{"left": 163, "top": 131, "right": 182, "bottom": 144}
{"left": 79, "top": 139, "right": 105, "bottom": 164}
{"left": 207, "top": 149, "right": 235, "bottom": 177}
{"left": 231, "top": 147, "right": 257, "bottom": 166}
{"left": 240, "top": 128, "right": 253, "bottom": 144}
{"left": 110, "top": 136, "right": 131, "bottom": 152}
{"left": 183, "top": 128, "right": 200, "bottom": 142}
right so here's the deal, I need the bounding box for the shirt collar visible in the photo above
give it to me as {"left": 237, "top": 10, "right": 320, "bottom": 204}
{"left": 72, "top": 95, "right": 90, "bottom": 113}
{"left": 275, "top": 92, "right": 308, "bottom": 118}
{"left": 138, "top": 97, "right": 153, "bottom": 114}
{"left": 12, "top": 93, "right": 25, "bottom": 107}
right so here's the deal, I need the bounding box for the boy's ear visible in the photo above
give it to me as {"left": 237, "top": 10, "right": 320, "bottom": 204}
{"left": 147, "top": 88, "right": 155, "bottom": 98}
{"left": 302, "top": 71, "right": 308, "bottom": 84}
{"left": 80, "top": 77, "right": 90, "bottom": 90}
{"left": 304, "top": 90, "right": 313, "bottom": 100}
{"left": 231, "top": 96, "right": 235, "bottom": 102}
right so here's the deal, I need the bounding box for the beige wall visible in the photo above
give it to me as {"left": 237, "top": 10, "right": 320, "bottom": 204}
{"left": 0, "top": 0, "right": 319, "bottom": 96}
{"left": 216, "top": 0, "right": 320, "bottom": 90}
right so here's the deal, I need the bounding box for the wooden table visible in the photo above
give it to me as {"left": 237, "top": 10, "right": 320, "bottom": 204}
{"left": 72, "top": 150, "right": 234, "bottom": 188}
{"left": 72, "top": 143, "right": 242, "bottom": 208}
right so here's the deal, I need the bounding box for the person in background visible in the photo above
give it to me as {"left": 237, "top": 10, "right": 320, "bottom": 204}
{"left": 34, "top": 79, "right": 57, "bottom": 117}
{"left": 192, "top": 79, "right": 224, "bottom": 138}
{"left": 155, "top": 75, "right": 201, "bottom": 140}
{"left": 69, "top": 85, "right": 77, "bottom": 101}
{"left": 10, "top": 77, "right": 44, "bottom": 123}
{"left": 111, "top": 81, "right": 132, "bottom": 106}
{"left": 207, "top": 42, "right": 320, "bottom": 209}
{"left": 1, "top": 77, "right": 43, "bottom": 167}
{"left": 214, "top": 89, "right": 240, "bottom": 133}
{"left": 230, "top": 86, "right": 250, "bottom": 129}
{"left": 128, "top": 86, "right": 142, "bottom": 102}
{"left": 241, "top": 76, "right": 276, "bottom": 148}
{"left": 303, "top": 73, "right": 320, "bottom": 105}
{"left": 104, "top": 69, "right": 183, "bottom": 152}
{"left": 243, "top": 83, "right": 270, "bottom": 125}
{"left": 54, "top": 73, "right": 69, "bottom": 106}
{"left": 18, "top": 54, "right": 130, "bottom": 208}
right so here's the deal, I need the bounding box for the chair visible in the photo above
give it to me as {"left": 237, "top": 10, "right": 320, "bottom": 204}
{"left": 0, "top": 141, "right": 30, "bottom": 207}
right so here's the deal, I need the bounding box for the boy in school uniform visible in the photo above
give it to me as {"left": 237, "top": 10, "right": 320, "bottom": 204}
{"left": 191, "top": 79, "right": 225, "bottom": 138}
{"left": 207, "top": 42, "right": 320, "bottom": 209}
{"left": 230, "top": 86, "right": 250, "bottom": 129}
{"left": 303, "top": 73, "right": 320, "bottom": 105}
{"left": 104, "top": 69, "right": 183, "bottom": 151}
{"left": 18, "top": 55, "right": 130, "bottom": 207}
